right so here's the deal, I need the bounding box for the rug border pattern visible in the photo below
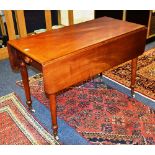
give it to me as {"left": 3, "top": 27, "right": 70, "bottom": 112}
{"left": 0, "top": 93, "right": 59, "bottom": 145}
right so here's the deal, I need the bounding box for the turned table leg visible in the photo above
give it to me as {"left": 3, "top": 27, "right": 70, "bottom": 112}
{"left": 130, "top": 57, "right": 138, "bottom": 98}
{"left": 20, "top": 61, "right": 33, "bottom": 110}
{"left": 49, "top": 94, "right": 58, "bottom": 139}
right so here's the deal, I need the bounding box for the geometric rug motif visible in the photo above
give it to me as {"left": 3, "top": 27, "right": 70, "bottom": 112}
{"left": 103, "top": 48, "right": 155, "bottom": 100}
{"left": 0, "top": 93, "right": 59, "bottom": 145}
{"left": 17, "top": 75, "right": 155, "bottom": 145}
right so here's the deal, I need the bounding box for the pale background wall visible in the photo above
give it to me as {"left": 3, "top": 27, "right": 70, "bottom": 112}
{"left": 60, "top": 10, "right": 95, "bottom": 26}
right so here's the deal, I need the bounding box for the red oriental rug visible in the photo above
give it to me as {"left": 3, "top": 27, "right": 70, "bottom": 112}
{"left": 103, "top": 48, "right": 155, "bottom": 100}
{"left": 17, "top": 75, "right": 155, "bottom": 145}
{"left": 0, "top": 93, "right": 59, "bottom": 145}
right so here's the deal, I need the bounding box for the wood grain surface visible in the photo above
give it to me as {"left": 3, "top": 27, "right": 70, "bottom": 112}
{"left": 8, "top": 17, "right": 146, "bottom": 64}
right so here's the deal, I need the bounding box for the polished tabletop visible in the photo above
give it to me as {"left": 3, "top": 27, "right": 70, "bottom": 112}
{"left": 8, "top": 17, "right": 145, "bottom": 64}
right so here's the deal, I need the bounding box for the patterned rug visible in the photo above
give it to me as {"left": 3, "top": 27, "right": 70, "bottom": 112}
{"left": 16, "top": 75, "right": 155, "bottom": 145}
{"left": 0, "top": 93, "right": 59, "bottom": 145}
{"left": 103, "top": 48, "right": 155, "bottom": 100}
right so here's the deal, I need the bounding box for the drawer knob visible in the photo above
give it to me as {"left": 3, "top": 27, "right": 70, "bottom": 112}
{"left": 24, "top": 57, "right": 32, "bottom": 64}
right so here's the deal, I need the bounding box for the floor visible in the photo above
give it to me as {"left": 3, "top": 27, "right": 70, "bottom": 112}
{"left": 0, "top": 57, "right": 89, "bottom": 145}
{"left": 0, "top": 40, "right": 155, "bottom": 144}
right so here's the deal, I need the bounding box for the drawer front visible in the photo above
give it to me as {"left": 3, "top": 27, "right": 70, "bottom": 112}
{"left": 7, "top": 44, "right": 42, "bottom": 72}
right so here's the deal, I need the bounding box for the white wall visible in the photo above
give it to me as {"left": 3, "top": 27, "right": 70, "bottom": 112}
{"left": 60, "top": 10, "right": 94, "bottom": 26}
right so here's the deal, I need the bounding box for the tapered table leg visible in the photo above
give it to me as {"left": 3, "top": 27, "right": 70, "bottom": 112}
{"left": 130, "top": 57, "right": 138, "bottom": 98}
{"left": 20, "top": 61, "right": 32, "bottom": 110}
{"left": 49, "top": 94, "right": 58, "bottom": 139}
